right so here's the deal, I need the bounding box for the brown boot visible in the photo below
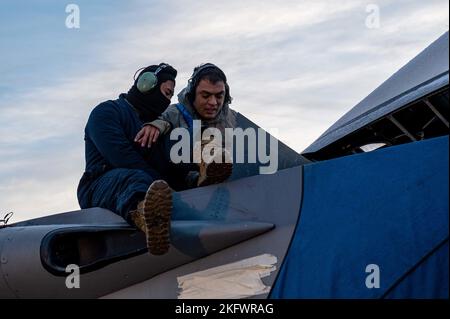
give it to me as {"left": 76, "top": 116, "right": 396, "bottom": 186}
{"left": 130, "top": 180, "right": 173, "bottom": 255}
{"left": 197, "top": 141, "right": 233, "bottom": 187}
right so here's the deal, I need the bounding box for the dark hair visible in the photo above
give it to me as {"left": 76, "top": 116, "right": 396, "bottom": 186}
{"left": 186, "top": 64, "right": 232, "bottom": 106}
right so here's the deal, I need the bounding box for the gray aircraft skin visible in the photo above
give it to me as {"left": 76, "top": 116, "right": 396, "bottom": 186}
{"left": 0, "top": 32, "right": 448, "bottom": 299}
{"left": 303, "top": 32, "right": 449, "bottom": 161}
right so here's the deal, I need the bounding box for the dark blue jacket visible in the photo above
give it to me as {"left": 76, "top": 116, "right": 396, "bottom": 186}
{"left": 77, "top": 94, "right": 161, "bottom": 207}
{"left": 83, "top": 94, "right": 158, "bottom": 177}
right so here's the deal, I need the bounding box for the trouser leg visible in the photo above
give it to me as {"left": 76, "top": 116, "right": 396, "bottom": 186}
{"left": 86, "top": 168, "right": 155, "bottom": 222}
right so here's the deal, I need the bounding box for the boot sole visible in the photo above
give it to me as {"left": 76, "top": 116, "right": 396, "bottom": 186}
{"left": 198, "top": 162, "right": 233, "bottom": 187}
{"left": 143, "top": 180, "right": 172, "bottom": 255}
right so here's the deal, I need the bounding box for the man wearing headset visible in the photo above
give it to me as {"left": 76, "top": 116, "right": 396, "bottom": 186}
{"left": 77, "top": 63, "right": 177, "bottom": 256}
{"left": 135, "top": 63, "right": 236, "bottom": 187}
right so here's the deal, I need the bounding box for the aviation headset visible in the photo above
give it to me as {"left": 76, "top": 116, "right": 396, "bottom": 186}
{"left": 186, "top": 63, "right": 231, "bottom": 105}
{"left": 186, "top": 63, "right": 218, "bottom": 94}
{"left": 135, "top": 63, "right": 169, "bottom": 94}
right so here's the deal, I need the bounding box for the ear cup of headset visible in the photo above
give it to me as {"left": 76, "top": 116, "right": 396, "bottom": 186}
{"left": 186, "top": 78, "right": 193, "bottom": 96}
{"left": 137, "top": 72, "right": 158, "bottom": 93}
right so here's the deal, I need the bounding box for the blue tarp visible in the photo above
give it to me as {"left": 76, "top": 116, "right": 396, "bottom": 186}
{"left": 271, "top": 136, "right": 449, "bottom": 298}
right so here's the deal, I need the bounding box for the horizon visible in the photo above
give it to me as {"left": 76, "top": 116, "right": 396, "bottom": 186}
{"left": 0, "top": 0, "right": 449, "bottom": 222}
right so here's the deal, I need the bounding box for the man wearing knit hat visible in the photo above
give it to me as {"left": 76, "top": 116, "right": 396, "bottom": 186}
{"left": 135, "top": 63, "right": 236, "bottom": 188}
{"left": 77, "top": 63, "right": 177, "bottom": 256}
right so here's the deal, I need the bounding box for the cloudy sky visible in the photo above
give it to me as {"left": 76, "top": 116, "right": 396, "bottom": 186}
{"left": 0, "top": 0, "right": 448, "bottom": 222}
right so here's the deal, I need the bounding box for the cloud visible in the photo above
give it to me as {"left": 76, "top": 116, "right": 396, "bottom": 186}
{"left": 0, "top": 0, "right": 448, "bottom": 221}
{"left": 0, "top": 68, "right": 132, "bottom": 221}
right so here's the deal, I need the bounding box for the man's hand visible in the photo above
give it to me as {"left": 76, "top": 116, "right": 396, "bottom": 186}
{"left": 135, "top": 125, "right": 160, "bottom": 148}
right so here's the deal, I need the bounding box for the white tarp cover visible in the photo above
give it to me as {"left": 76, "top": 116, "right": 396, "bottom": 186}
{"left": 177, "top": 254, "right": 277, "bottom": 299}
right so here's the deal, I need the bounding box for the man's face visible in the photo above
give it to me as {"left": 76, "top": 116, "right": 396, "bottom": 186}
{"left": 160, "top": 80, "right": 175, "bottom": 100}
{"left": 193, "top": 79, "right": 225, "bottom": 120}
